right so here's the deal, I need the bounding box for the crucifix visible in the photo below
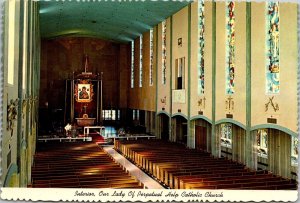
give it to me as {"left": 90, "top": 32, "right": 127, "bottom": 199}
{"left": 84, "top": 54, "right": 88, "bottom": 73}
{"left": 226, "top": 96, "right": 234, "bottom": 111}
{"left": 83, "top": 104, "right": 88, "bottom": 114}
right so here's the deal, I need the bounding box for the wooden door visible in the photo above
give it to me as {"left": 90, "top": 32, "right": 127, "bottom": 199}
{"left": 161, "top": 115, "right": 169, "bottom": 141}
{"left": 195, "top": 125, "right": 207, "bottom": 151}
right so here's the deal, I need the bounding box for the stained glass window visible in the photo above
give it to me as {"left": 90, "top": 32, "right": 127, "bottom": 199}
{"left": 257, "top": 129, "right": 268, "bottom": 158}
{"left": 198, "top": 0, "right": 205, "bottom": 95}
{"left": 221, "top": 123, "right": 232, "bottom": 149}
{"left": 8, "top": 0, "right": 16, "bottom": 85}
{"left": 225, "top": 1, "right": 235, "bottom": 95}
{"left": 162, "top": 20, "right": 167, "bottom": 85}
{"left": 139, "top": 35, "right": 143, "bottom": 87}
{"left": 291, "top": 137, "right": 298, "bottom": 166}
{"left": 266, "top": 2, "right": 280, "bottom": 94}
{"left": 131, "top": 41, "right": 134, "bottom": 88}
{"left": 150, "top": 29, "right": 154, "bottom": 86}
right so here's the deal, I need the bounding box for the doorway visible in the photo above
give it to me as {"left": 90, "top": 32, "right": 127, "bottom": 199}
{"left": 173, "top": 115, "right": 187, "bottom": 145}
{"left": 193, "top": 119, "right": 211, "bottom": 152}
{"left": 159, "top": 114, "right": 169, "bottom": 141}
{"left": 195, "top": 125, "right": 207, "bottom": 151}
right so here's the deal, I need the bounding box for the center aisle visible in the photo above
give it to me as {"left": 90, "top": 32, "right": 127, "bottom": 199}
{"left": 102, "top": 145, "right": 164, "bottom": 189}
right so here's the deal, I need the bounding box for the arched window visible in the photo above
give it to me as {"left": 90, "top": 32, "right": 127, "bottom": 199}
{"left": 257, "top": 129, "right": 268, "bottom": 158}
{"left": 291, "top": 137, "right": 298, "bottom": 166}
{"left": 221, "top": 123, "right": 232, "bottom": 149}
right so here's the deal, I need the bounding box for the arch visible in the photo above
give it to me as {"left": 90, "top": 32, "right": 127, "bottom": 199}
{"left": 215, "top": 119, "right": 246, "bottom": 130}
{"left": 190, "top": 115, "right": 212, "bottom": 124}
{"left": 192, "top": 117, "right": 212, "bottom": 152}
{"left": 156, "top": 110, "right": 171, "bottom": 117}
{"left": 252, "top": 124, "right": 295, "bottom": 178}
{"left": 3, "top": 163, "right": 18, "bottom": 187}
{"left": 171, "top": 113, "right": 188, "bottom": 120}
{"left": 251, "top": 124, "right": 297, "bottom": 138}
{"left": 171, "top": 113, "right": 188, "bottom": 145}
{"left": 157, "top": 112, "right": 170, "bottom": 141}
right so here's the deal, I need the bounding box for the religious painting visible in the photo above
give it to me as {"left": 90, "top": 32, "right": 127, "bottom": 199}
{"left": 225, "top": 1, "right": 235, "bottom": 95}
{"left": 78, "top": 84, "right": 90, "bottom": 100}
{"left": 291, "top": 137, "right": 298, "bottom": 166}
{"left": 220, "top": 123, "right": 232, "bottom": 149}
{"left": 198, "top": 0, "right": 205, "bottom": 95}
{"left": 266, "top": 1, "right": 280, "bottom": 94}
{"left": 257, "top": 129, "right": 268, "bottom": 158}
{"left": 74, "top": 80, "right": 94, "bottom": 103}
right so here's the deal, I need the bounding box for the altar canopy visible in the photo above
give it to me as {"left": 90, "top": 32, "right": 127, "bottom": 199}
{"left": 64, "top": 55, "right": 103, "bottom": 127}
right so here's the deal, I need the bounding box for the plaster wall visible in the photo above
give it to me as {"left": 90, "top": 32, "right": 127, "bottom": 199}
{"left": 157, "top": 19, "right": 171, "bottom": 114}
{"left": 215, "top": 2, "right": 227, "bottom": 123}
{"left": 190, "top": 1, "right": 213, "bottom": 121}
{"left": 251, "top": 3, "right": 298, "bottom": 133}
{"left": 215, "top": 2, "right": 246, "bottom": 127}
{"left": 171, "top": 6, "right": 189, "bottom": 116}
{"left": 40, "top": 38, "right": 127, "bottom": 111}
{"left": 128, "top": 28, "right": 157, "bottom": 112}
{"left": 2, "top": 0, "right": 21, "bottom": 184}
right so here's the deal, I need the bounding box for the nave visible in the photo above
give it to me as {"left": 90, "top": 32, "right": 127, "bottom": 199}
{"left": 115, "top": 139, "right": 298, "bottom": 190}
{"left": 1, "top": 1, "right": 298, "bottom": 195}
{"left": 30, "top": 137, "right": 297, "bottom": 190}
{"left": 30, "top": 142, "right": 144, "bottom": 189}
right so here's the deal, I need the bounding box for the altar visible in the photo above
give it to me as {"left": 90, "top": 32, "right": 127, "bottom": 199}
{"left": 64, "top": 55, "right": 104, "bottom": 128}
{"left": 38, "top": 136, "right": 92, "bottom": 142}
{"left": 84, "top": 126, "right": 105, "bottom": 137}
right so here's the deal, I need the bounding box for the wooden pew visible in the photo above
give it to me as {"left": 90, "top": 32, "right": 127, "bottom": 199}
{"left": 115, "top": 140, "right": 297, "bottom": 190}
{"left": 32, "top": 142, "right": 142, "bottom": 189}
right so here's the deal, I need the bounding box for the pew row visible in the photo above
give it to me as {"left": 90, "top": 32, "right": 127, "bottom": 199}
{"left": 31, "top": 142, "right": 143, "bottom": 189}
{"left": 114, "top": 139, "right": 297, "bottom": 190}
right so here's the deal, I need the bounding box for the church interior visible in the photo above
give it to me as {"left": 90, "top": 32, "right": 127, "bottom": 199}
{"left": 2, "top": 0, "right": 299, "bottom": 190}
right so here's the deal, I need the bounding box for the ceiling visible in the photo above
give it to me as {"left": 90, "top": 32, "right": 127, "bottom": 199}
{"left": 39, "top": 0, "right": 191, "bottom": 43}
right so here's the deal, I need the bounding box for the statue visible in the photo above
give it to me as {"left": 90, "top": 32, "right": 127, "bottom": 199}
{"left": 7, "top": 98, "right": 19, "bottom": 136}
